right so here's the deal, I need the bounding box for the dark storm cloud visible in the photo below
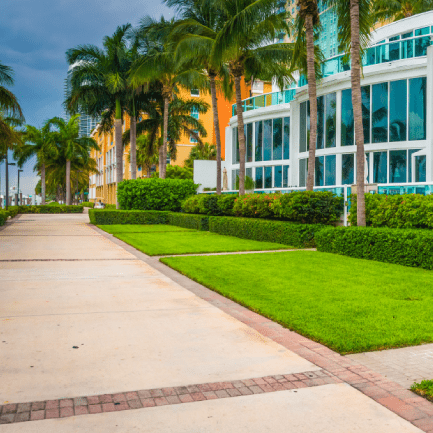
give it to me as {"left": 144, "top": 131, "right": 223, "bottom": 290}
{"left": 0, "top": 0, "right": 173, "bottom": 194}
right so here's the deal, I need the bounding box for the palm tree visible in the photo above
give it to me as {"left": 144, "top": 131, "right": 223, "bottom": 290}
{"left": 167, "top": 0, "right": 233, "bottom": 194}
{"left": 294, "top": 0, "right": 323, "bottom": 191}
{"left": 373, "top": 0, "right": 433, "bottom": 22}
{"left": 15, "top": 122, "right": 56, "bottom": 205}
{"left": 47, "top": 115, "right": 99, "bottom": 205}
{"left": 332, "top": 0, "right": 374, "bottom": 226}
{"left": 212, "top": 0, "right": 294, "bottom": 195}
{"left": 66, "top": 24, "right": 133, "bottom": 208}
{"left": 130, "top": 16, "right": 208, "bottom": 179}
{"left": 184, "top": 142, "right": 217, "bottom": 169}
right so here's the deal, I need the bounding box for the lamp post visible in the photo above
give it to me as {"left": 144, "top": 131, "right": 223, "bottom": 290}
{"left": 5, "top": 152, "right": 16, "bottom": 210}
{"left": 17, "top": 169, "right": 23, "bottom": 205}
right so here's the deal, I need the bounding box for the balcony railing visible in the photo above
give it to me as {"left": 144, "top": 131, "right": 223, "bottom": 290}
{"left": 232, "top": 35, "right": 431, "bottom": 116}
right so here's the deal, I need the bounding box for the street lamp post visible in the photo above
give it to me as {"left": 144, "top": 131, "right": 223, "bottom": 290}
{"left": 18, "top": 169, "right": 23, "bottom": 205}
{"left": 5, "top": 153, "right": 16, "bottom": 211}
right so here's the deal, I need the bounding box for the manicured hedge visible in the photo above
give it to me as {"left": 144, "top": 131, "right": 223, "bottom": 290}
{"left": 6, "top": 205, "right": 83, "bottom": 214}
{"left": 89, "top": 210, "right": 170, "bottom": 225}
{"left": 81, "top": 201, "right": 94, "bottom": 208}
{"left": 117, "top": 178, "right": 197, "bottom": 212}
{"left": 209, "top": 216, "right": 323, "bottom": 248}
{"left": 182, "top": 194, "right": 237, "bottom": 216}
{"left": 0, "top": 211, "right": 7, "bottom": 226}
{"left": 168, "top": 213, "right": 209, "bottom": 231}
{"left": 316, "top": 226, "right": 433, "bottom": 270}
{"left": 349, "top": 193, "right": 433, "bottom": 228}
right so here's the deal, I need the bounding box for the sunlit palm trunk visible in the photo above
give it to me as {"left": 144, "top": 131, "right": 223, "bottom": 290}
{"left": 41, "top": 163, "right": 46, "bottom": 205}
{"left": 350, "top": 0, "right": 366, "bottom": 226}
{"left": 161, "top": 91, "right": 170, "bottom": 179}
{"left": 209, "top": 74, "right": 222, "bottom": 195}
{"left": 66, "top": 160, "right": 71, "bottom": 205}
{"left": 306, "top": 14, "right": 318, "bottom": 191}
{"left": 130, "top": 117, "right": 137, "bottom": 180}
{"left": 234, "top": 75, "right": 246, "bottom": 195}
{"left": 115, "top": 118, "right": 123, "bottom": 209}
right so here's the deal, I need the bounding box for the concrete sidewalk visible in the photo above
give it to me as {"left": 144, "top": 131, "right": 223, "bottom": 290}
{"left": 0, "top": 214, "right": 430, "bottom": 431}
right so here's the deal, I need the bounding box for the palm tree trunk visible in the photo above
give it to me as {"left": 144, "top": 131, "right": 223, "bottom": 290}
{"left": 234, "top": 74, "right": 246, "bottom": 195}
{"left": 130, "top": 116, "right": 137, "bottom": 180}
{"left": 209, "top": 73, "right": 222, "bottom": 195}
{"left": 161, "top": 89, "right": 170, "bottom": 179}
{"left": 305, "top": 14, "right": 318, "bottom": 191}
{"left": 41, "top": 163, "right": 46, "bottom": 205}
{"left": 115, "top": 118, "right": 123, "bottom": 209}
{"left": 66, "top": 159, "right": 71, "bottom": 205}
{"left": 351, "top": 0, "right": 366, "bottom": 226}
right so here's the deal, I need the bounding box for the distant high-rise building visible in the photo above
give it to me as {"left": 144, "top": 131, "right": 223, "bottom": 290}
{"left": 64, "top": 64, "right": 100, "bottom": 138}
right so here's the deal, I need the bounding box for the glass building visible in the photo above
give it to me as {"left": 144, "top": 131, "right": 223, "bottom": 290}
{"left": 226, "top": 12, "right": 433, "bottom": 196}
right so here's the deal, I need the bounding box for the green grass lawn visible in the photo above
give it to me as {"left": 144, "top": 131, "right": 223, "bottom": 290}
{"left": 111, "top": 231, "right": 293, "bottom": 256}
{"left": 97, "top": 224, "right": 195, "bottom": 234}
{"left": 411, "top": 380, "right": 433, "bottom": 402}
{"left": 161, "top": 251, "right": 433, "bottom": 354}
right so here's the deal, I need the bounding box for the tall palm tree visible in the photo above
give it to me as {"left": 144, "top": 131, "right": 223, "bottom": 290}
{"left": 130, "top": 16, "right": 208, "bottom": 178}
{"left": 212, "top": 0, "right": 294, "bottom": 195}
{"left": 15, "top": 122, "right": 56, "bottom": 205}
{"left": 167, "top": 0, "right": 233, "bottom": 194}
{"left": 47, "top": 115, "right": 99, "bottom": 205}
{"left": 373, "top": 0, "right": 433, "bottom": 22}
{"left": 66, "top": 24, "right": 133, "bottom": 208}
{"left": 295, "top": 0, "right": 322, "bottom": 191}
{"left": 131, "top": 133, "right": 159, "bottom": 178}
{"left": 332, "top": 0, "right": 373, "bottom": 226}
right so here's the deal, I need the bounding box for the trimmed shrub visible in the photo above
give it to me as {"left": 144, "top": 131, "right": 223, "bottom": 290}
{"left": 271, "top": 191, "right": 343, "bottom": 224}
{"left": 81, "top": 201, "right": 94, "bottom": 208}
{"left": 349, "top": 193, "right": 433, "bottom": 228}
{"left": 117, "top": 178, "right": 197, "bottom": 212}
{"left": 7, "top": 205, "right": 83, "bottom": 214}
{"left": 0, "top": 211, "right": 7, "bottom": 226}
{"left": 6, "top": 207, "right": 20, "bottom": 218}
{"left": 316, "top": 226, "right": 433, "bottom": 270}
{"left": 89, "top": 210, "right": 170, "bottom": 225}
{"left": 209, "top": 216, "right": 323, "bottom": 248}
{"left": 182, "top": 194, "right": 237, "bottom": 216}
{"left": 233, "top": 193, "right": 278, "bottom": 218}
{"left": 168, "top": 213, "right": 209, "bottom": 231}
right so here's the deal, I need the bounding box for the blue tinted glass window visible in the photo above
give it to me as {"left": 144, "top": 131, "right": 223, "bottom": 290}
{"left": 372, "top": 83, "right": 388, "bottom": 143}
{"left": 274, "top": 166, "right": 282, "bottom": 188}
{"left": 264, "top": 166, "right": 272, "bottom": 188}
{"left": 409, "top": 77, "right": 427, "bottom": 140}
{"left": 373, "top": 151, "right": 387, "bottom": 183}
{"left": 342, "top": 154, "right": 354, "bottom": 185}
{"left": 341, "top": 89, "right": 354, "bottom": 146}
{"left": 317, "top": 96, "right": 325, "bottom": 149}
{"left": 273, "top": 118, "right": 283, "bottom": 160}
{"left": 325, "top": 93, "right": 336, "bottom": 148}
{"left": 283, "top": 117, "right": 290, "bottom": 160}
{"left": 263, "top": 120, "right": 272, "bottom": 161}
{"left": 362, "top": 86, "right": 371, "bottom": 144}
{"left": 255, "top": 167, "right": 263, "bottom": 189}
{"left": 299, "top": 102, "right": 307, "bottom": 152}
{"left": 389, "top": 150, "right": 407, "bottom": 183}
{"left": 232, "top": 128, "right": 239, "bottom": 163}
{"left": 415, "top": 155, "right": 426, "bottom": 182}
{"left": 415, "top": 36, "right": 430, "bottom": 57}
{"left": 299, "top": 158, "right": 308, "bottom": 187}
{"left": 307, "top": 101, "right": 311, "bottom": 150}
{"left": 246, "top": 123, "right": 253, "bottom": 162}
{"left": 325, "top": 155, "right": 336, "bottom": 186}
{"left": 408, "top": 149, "right": 421, "bottom": 182}
{"left": 390, "top": 80, "right": 407, "bottom": 142}
{"left": 415, "top": 27, "right": 429, "bottom": 36}
{"left": 255, "top": 121, "right": 263, "bottom": 162}
{"left": 283, "top": 165, "right": 290, "bottom": 187}
{"left": 315, "top": 156, "right": 324, "bottom": 187}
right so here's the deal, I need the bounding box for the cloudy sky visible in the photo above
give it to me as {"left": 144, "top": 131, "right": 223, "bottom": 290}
{"left": 1, "top": 0, "right": 173, "bottom": 196}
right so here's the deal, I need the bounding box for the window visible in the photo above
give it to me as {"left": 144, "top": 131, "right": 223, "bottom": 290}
{"left": 283, "top": 117, "right": 290, "bottom": 160}
{"left": 264, "top": 166, "right": 272, "bottom": 188}
{"left": 317, "top": 96, "right": 325, "bottom": 149}
{"left": 274, "top": 166, "right": 282, "bottom": 188}
{"left": 255, "top": 167, "right": 263, "bottom": 189}
{"left": 342, "top": 154, "right": 355, "bottom": 185}
{"left": 191, "top": 107, "right": 199, "bottom": 119}
{"left": 263, "top": 119, "right": 272, "bottom": 161}
{"left": 299, "top": 102, "right": 307, "bottom": 153}
{"left": 373, "top": 151, "right": 387, "bottom": 183}
{"left": 415, "top": 155, "right": 426, "bottom": 182}
{"left": 255, "top": 121, "right": 263, "bottom": 162}
{"left": 389, "top": 150, "right": 407, "bottom": 183}
{"left": 408, "top": 149, "right": 421, "bottom": 182}
{"left": 325, "top": 155, "right": 336, "bottom": 185}
{"left": 325, "top": 93, "right": 336, "bottom": 148}
{"left": 409, "top": 77, "right": 426, "bottom": 141}
{"left": 190, "top": 130, "right": 199, "bottom": 143}
{"left": 390, "top": 80, "right": 407, "bottom": 142}
{"left": 283, "top": 165, "right": 290, "bottom": 187}
{"left": 232, "top": 128, "right": 239, "bottom": 163}
{"left": 372, "top": 83, "right": 388, "bottom": 143}
{"left": 273, "top": 118, "right": 283, "bottom": 160}
{"left": 341, "top": 89, "right": 354, "bottom": 146}
{"left": 190, "top": 89, "right": 200, "bottom": 97}
{"left": 315, "top": 156, "right": 324, "bottom": 186}
{"left": 299, "top": 158, "right": 308, "bottom": 187}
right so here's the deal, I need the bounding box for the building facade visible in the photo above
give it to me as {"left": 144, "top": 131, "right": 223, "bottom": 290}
{"left": 225, "top": 13, "right": 433, "bottom": 197}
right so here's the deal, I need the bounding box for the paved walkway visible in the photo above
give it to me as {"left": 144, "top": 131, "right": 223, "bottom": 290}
{"left": 0, "top": 214, "right": 432, "bottom": 432}
{"left": 348, "top": 344, "right": 433, "bottom": 389}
